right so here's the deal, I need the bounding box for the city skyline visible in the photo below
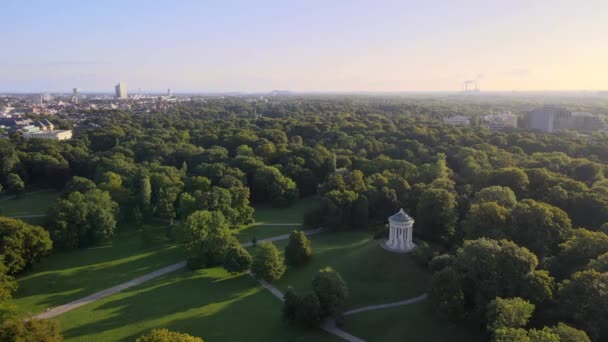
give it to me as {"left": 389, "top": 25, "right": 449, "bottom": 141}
{"left": 1, "top": 0, "right": 607, "bottom": 92}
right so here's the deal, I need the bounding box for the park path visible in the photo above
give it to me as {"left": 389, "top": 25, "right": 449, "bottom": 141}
{"left": 8, "top": 214, "right": 47, "bottom": 219}
{"left": 343, "top": 293, "right": 428, "bottom": 316}
{"left": 32, "top": 227, "right": 325, "bottom": 320}
{"left": 33, "top": 261, "right": 187, "bottom": 320}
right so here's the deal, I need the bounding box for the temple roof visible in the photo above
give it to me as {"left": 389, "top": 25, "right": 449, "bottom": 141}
{"left": 389, "top": 208, "right": 414, "bottom": 224}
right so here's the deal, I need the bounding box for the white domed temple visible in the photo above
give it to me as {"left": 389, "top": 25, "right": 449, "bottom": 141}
{"left": 384, "top": 208, "right": 416, "bottom": 253}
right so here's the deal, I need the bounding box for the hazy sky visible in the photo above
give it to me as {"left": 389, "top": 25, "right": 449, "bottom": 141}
{"left": 1, "top": 0, "right": 607, "bottom": 92}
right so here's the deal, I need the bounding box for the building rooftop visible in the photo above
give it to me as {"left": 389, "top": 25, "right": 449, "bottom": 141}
{"left": 389, "top": 208, "right": 414, "bottom": 224}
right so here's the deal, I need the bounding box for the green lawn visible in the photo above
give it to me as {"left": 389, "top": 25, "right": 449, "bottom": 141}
{"left": 253, "top": 196, "right": 318, "bottom": 224}
{"left": 267, "top": 232, "right": 430, "bottom": 309}
{"left": 57, "top": 267, "right": 340, "bottom": 342}
{"left": 14, "top": 223, "right": 183, "bottom": 316}
{"left": 0, "top": 189, "right": 59, "bottom": 217}
{"left": 343, "top": 300, "right": 485, "bottom": 342}
{"left": 233, "top": 224, "right": 300, "bottom": 243}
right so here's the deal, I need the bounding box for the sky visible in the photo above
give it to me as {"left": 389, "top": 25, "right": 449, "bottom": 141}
{"left": 1, "top": 0, "right": 607, "bottom": 93}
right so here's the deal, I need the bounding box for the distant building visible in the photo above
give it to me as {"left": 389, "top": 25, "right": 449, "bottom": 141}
{"left": 483, "top": 112, "right": 518, "bottom": 130}
{"left": 23, "top": 130, "right": 72, "bottom": 141}
{"left": 167, "top": 88, "right": 172, "bottom": 97}
{"left": 444, "top": 115, "right": 471, "bottom": 126}
{"left": 72, "top": 88, "right": 80, "bottom": 104}
{"left": 524, "top": 107, "right": 571, "bottom": 133}
{"left": 524, "top": 107, "right": 604, "bottom": 134}
{"left": 568, "top": 112, "right": 605, "bottom": 134}
{"left": 115, "top": 82, "right": 128, "bottom": 99}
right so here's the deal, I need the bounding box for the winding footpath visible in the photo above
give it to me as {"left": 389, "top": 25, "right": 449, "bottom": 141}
{"left": 33, "top": 227, "right": 325, "bottom": 320}
{"left": 343, "top": 293, "right": 428, "bottom": 316}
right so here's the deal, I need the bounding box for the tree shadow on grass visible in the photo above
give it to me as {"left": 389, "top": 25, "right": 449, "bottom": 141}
{"left": 15, "top": 243, "right": 184, "bottom": 316}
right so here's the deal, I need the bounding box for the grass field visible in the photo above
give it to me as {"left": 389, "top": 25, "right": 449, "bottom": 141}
{"left": 57, "top": 267, "right": 339, "bottom": 342}
{"left": 343, "top": 300, "right": 485, "bottom": 342}
{"left": 252, "top": 196, "right": 318, "bottom": 224}
{"left": 233, "top": 196, "right": 319, "bottom": 243}
{"left": 0, "top": 189, "right": 59, "bottom": 217}
{"left": 14, "top": 223, "right": 183, "bottom": 316}
{"left": 261, "top": 232, "right": 430, "bottom": 309}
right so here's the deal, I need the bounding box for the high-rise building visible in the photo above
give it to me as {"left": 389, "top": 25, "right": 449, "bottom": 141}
{"left": 72, "top": 88, "right": 80, "bottom": 104}
{"left": 167, "top": 88, "right": 172, "bottom": 97}
{"left": 114, "top": 82, "right": 128, "bottom": 99}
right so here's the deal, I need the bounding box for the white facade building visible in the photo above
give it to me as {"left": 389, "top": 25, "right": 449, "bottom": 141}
{"left": 385, "top": 209, "right": 416, "bottom": 253}
{"left": 444, "top": 115, "right": 471, "bottom": 126}
{"left": 23, "top": 130, "right": 72, "bottom": 141}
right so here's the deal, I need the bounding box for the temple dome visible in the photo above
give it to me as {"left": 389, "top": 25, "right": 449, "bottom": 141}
{"left": 388, "top": 208, "right": 414, "bottom": 225}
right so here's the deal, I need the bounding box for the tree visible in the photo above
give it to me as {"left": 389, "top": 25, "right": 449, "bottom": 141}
{"left": 486, "top": 297, "right": 535, "bottom": 332}
{"left": 139, "top": 175, "right": 152, "bottom": 212}
{"left": 0, "top": 261, "right": 17, "bottom": 322}
{"left": 415, "top": 188, "right": 458, "bottom": 244}
{"left": 282, "top": 288, "right": 322, "bottom": 328}
{"left": 430, "top": 239, "right": 546, "bottom": 321}
{"left": 550, "top": 322, "right": 591, "bottom": 342}
{"left": 508, "top": 199, "right": 572, "bottom": 259}
{"left": 312, "top": 266, "right": 348, "bottom": 318}
{"left": 6, "top": 173, "right": 24, "bottom": 195}
{"left": 473, "top": 186, "right": 517, "bottom": 208}
{"left": 136, "top": 329, "right": 203, "bottom": 342}
{"left": 462, "top": 202, "right": 509, "bottom": 240}
{"left": 47, "top": 189, "right": 117, "bottom": 249}
{"left": 222, "top": 245, "right": 252, "bottom": 273}
{"left": 251, "top": 242, "right": 285, "bottom": 282}
{"left": 182, "top": 210, "right": 238, "bottom": 269}
{"left": 557, "top": 270, "right": 608, "bottom": 340}
{"left": 62, "top": 176, "right": 96, "bottom": 197}
{"left": 429, "top": 267, "right": 465, "bottom": 320}
{"left": 587, "top": 251, "right": 608, "bottom": 272}
{"left": 0, "top": 318, "right": 63, "bottom": 342}
{"left": 551, "top": 229, "right": 608, "bottom": 278}
{"left": 0, "top": 217, "right": 52, "bottom": 274}
{"left": 251, "top": 166, "right": 299, "bottom": 206}
{"left": 285, "top": 231, "right": 312, "bottom": 266}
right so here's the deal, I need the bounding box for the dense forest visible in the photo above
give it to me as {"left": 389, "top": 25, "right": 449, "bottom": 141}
{"left": 1, "top": 95, "right": 608, "bottom": 341}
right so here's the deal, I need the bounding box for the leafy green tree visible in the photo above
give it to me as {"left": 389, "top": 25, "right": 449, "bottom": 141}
{"left": 251, "top": 242, "right": 286, "bottom": 282}
{"left": 139, "top": 174, "right": 152, "bottom": 212}
{"left": 222, "top": 245, "right": 252, "bottom": 274}
{"left": 312, "top": 266, "right": 348, "bottom": 318}
{"left": 508, "top": 199, "right": 572, "bottom": 258}
{"left": 285, "top": 231, "right": 312, "bottom": 266}
{"left": 182, "top": 210, "right": 238, "bottom": 269}
{"left": 6, "top": 173, "right": 24, "bottom": 195}
{"left": 47, "top": 189, "right": 118, "bottom": 249}
{"left": 486, "top": 297, "right": 535, "bottom": 332}
{"left": 473, "top": 186, "right": 517, "bottom": 208}
{"left": 586, "top": 251, "right": 608, "bottom": 272}
{"left": 0, "top": 217, "right": 52, "bottom": 274}
{"left": 251, "top": 166, "right": 298, "bottom": 206}
{"left": 550, "top": 322, "right": 591, "bottom": 342}
{"left": 551, "top": 229, "right": 608, "bottom": 278}
{"left": 430, "top": 267, "right": 465, "bottom": 320}
{"left": 415, "top": 188, "right": 458, "bottom": 244}
{"left": 294, "top": 292, "right": 323, "bottom": 328}
{"left": 136, "top": 328, "right": 203, "bottom": 342}
{"left": 462, "top": 202, "right": 509, "bottom": 240}
{"left": 493, "top": 328, "right": 530, "bottom": 342}
{"left": 0, "top": 318, "right": 63, "bottom": 342}
{"left": 62, "top": 176, "right": 96, "bottom": 197}
{"left": 557, "top": 270, "right": 608, "bottom": 340}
